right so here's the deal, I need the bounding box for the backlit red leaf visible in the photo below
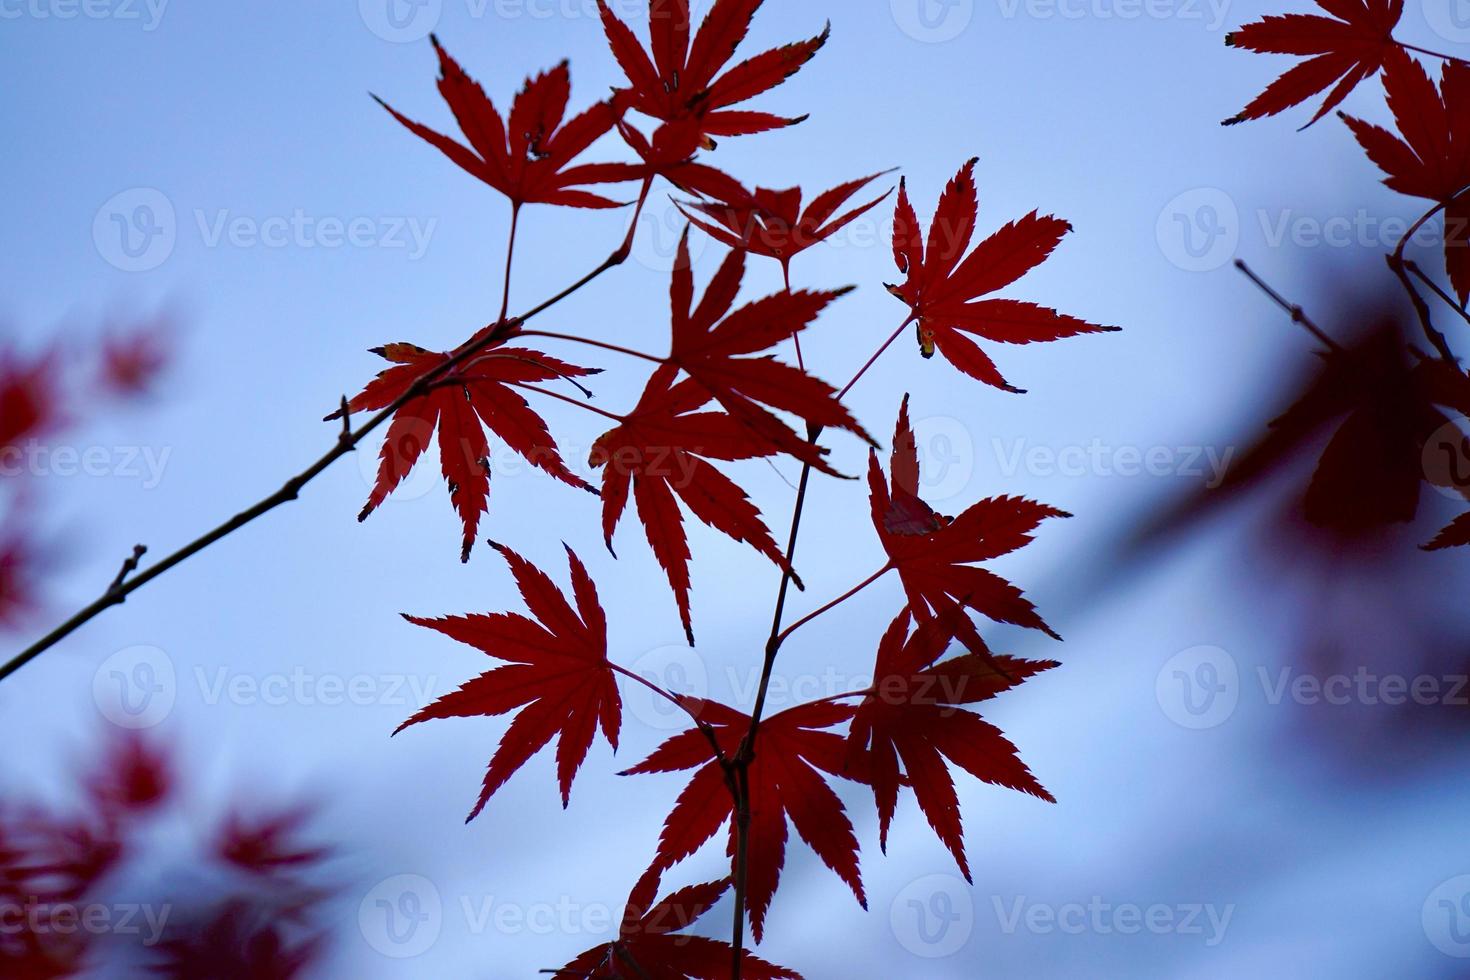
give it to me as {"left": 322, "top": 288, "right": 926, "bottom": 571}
{"left": 397, "top": 544, "right": 621, "bottom": 820}
{"left": 886, "top": 160, "right": 1115, "bottom": 392}
{"left": 622, "top": 699, "right": 865, "bottom": 943}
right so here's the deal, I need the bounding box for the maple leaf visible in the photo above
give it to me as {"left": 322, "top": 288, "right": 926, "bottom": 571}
{"left": 597, "top": 0, "right": 827, "bottom": 146}
{"left": 397, "top": 543, "right": 621, "bottom": 821}
{"left": 591, "top": 364, "right": 798, "bottom": 644}
{"left": 99, "top": 320, "right": 171, "bottom": 397}
{"left": 886, "top": 160, "right": 1116, "bottom": 392}
{"left": 375, "top": 36, "right": 632, "bottom": 209}
{"left": 85, "top": 732, "right": 172, "bottom": 816}
{"left": 609, "top": 117, "right": 751, "bottom": 202}
{"left": 868, "top": 395, "right": 1067, "bottom": 658}
{"left": 0, "top": 347, "right": 61, "bottom": 456}
{"left": 666, "top": 231, "right": 869, "bottom": 472}
{"left": 1223, "top": 0, "right": 1403, "bottom": 127}
{"left": 0, "top": 532, "right": 39, "bottom": 629}
{"left": 553, "top": 868, "right": 802, "bottom": 979}
{"left": 848, "top": 611, "right": 1055, "bottom": 881}
{"left": 335, "top": 342, "right": 595, "bottom": 562}
{"left": 623, "top": 699, "right": 865, "bottom": 944}
{"left": 216, "top": 806, "right": 332, "bottom": 880}
{"left": 677, "top": 171, "right": 895, "bottom": 271}
{"left": 1342, "top": 48, "right": 1470, "bottom": 303}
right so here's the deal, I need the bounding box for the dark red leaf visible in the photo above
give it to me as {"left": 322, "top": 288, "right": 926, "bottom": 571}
{"left": 553, "top": 868, "right": 802, "bottom": 978}
{"left": 1342, "top": 49, "right": 1470, "bottom": 301}
{"left": 398, "top": 544, "right": 621, "bottom": 820}
{"left": 678, "top": 171, "right": 895, "bottom": 267}
{"left": 886, "top": 161, "right": 1115, "bottom": 392}
{"left": 597, "top": 0, "right": 825, "bottom": 147}
{"left": 868, "top": 396, "right": 1067, "bottom": 657}
{"left": 849, "top": 612, "right": 1055, "bottom": 880}
{"left": 1223, "top": 0, "right": 1403, "bottom": 126}
{"left": 337, "top": 342, "right": 595, "bottom": 562}
{"left": 622, "top": 700, "right": 865, "bottom": 943}
{"left": 665, "top": 231, "right": 868, "bottom": 472}
{"left": 375, "top": 37, "right": 632, "bottom": 209}
{"left": 591, "top": 364, "right": 797, "bottom": 643}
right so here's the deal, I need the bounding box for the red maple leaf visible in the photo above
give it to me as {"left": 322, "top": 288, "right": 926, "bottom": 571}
{"left": 623, "top": 699, "right": 865, "bottom": 943}
{"left": 591, "top": 364, "right": 797, "bottom": 643}
{"left": 216, "top": 806, "right": 332, "bottom": 880}
{"left": 99, "top": 320, "right": 171, "bottom": 397}
{"left": 666, "top": 232, "right": 868, "bottom": 472}
{"left": 1223, "top": 0, "right": 1403, "bottom": 127}
{"left": 887, "top": 160, "right": 1115, "bottom": 392}
{"left": 848, "top": 612, "right": 1055, "bottom": 881}
{"left": 869, "top": 396, "right": 1067, "bottom": 658}
{"left": 0, "top": 532, "right": 39, "bottom": 629}
{"left": 609, "top": 117, "right": 750, "bottom": 203}
{"left": 597, "top": 0, "right": 827, "bottom": 145}
{"left": 0, "top": 347, "right": 61, "bottom": 454}
{"left": 375, "top": 36, "right": 632, "bottom": 209}
{"left": 1342, "top": 48, "right": 1470, "bottom": 302}
{"left": 85, "top": 732, "right": 173, "bottom": 816}
{"left": 677, "top": 172, "right": 895, "bottom": 274}
{"left": 397, "top": 543, "right": 621, "bottom": 821}
{"left": 336, "top": 341, "right": 595, "bottom": 562}
{"left": 553, "top": 869, "right": 802, "bottom": 979}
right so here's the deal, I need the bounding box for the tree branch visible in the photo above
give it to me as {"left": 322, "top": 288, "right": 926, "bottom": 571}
{"left": 2, "top": 212, "right": 646, "bottom": 683}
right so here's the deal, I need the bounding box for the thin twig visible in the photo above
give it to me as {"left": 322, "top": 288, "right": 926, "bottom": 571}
{"left": 2, "top": 212, "right": 648, "bottom": 683}
{"left": 725, "top": 310, "right": 919, "bottom": 976}
{"left": 106, "top": 545, "right": 148, "bottom": 594}
{"left": 1390, "top": 205, "right": 1458, "bottom": 363}
{"left": 1388, "top": 254, "right": 1456, "bottom": 363}
{"left": 1232, "top": 260, "right": 1346, "bottom": 354}
{"left": 1404, "top": 259, "right": 1470, "bottom": 332}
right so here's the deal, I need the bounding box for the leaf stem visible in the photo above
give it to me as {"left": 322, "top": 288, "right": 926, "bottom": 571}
{"left": 775, "top": 565, "right": 892, "bottom": 646}
{"left": 1397, "top": 41, "right": 1470, "bottom": 66}
{"left": 515, "top": 177, "right": 653, "bottom": 325}
{"left": 502, "top": 381, "right": 624, "bottom": 423}
{"left": 782, "top": 260, "right": 805, "bottom": 371}
{"left": 840, "top": 314, "right": 917, "bottom": 400}
{"left": 517, "top": 330, "right": 668, "bottom": 365}
{"left": 500, "top": 203, "right": 521, "bottom": 325}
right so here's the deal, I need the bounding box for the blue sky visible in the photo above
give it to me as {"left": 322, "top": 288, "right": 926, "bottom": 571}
{"left": 5, "top": 0, "right": 1470, "bottom": 976}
